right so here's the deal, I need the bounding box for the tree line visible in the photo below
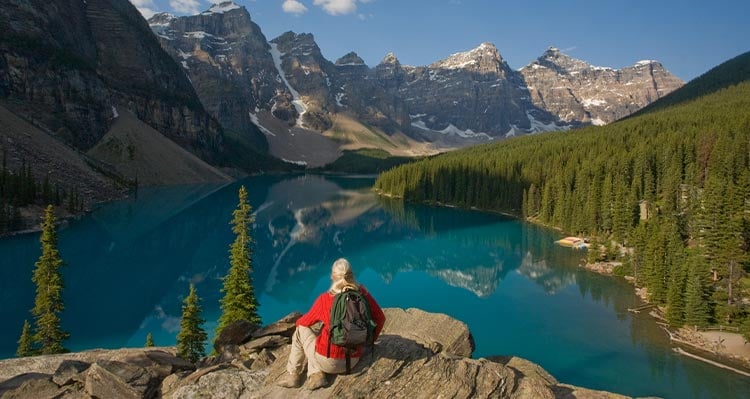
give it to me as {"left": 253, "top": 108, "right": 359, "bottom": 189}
{"left": 16, "top": 186, "right": 260, "bottom": 363}
{"left": 375, "top": 82, "right": 750, "bottom": 338}
{"left": 1, "top": 154, "right": 85, "bottom": 234}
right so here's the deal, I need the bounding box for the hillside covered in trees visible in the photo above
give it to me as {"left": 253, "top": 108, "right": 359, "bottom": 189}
{"left": 375, "top": 65, "right": 750, "bottom": 336}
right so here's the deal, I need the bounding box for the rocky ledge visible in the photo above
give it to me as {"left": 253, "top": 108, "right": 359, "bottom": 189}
{"left": 0, "top": 308, "right": 648, "bottom": 399}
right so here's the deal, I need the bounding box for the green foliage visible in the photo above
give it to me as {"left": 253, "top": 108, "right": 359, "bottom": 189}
{"left": 177, "top": 284, "right": 207, "bottom": 363}
{"left": 317, "top": 149, "right": 417, "bottom": 174}
{"left": 216, "top": 186, "right": 261, "bottom": 342}
{"left": 742, "top": 317, "right": 750, "bottom": 343}
{"left": 0, "top": 155, "right": 76, "bottom": 234}
{"left": 145, "top": 332, "right": 155, "bottom": 348}
{"left": 31, "top": 205, "right": 69, "bottom": 354}
{"left": 16, "top": 320, "right": 35, "bottom": 357}
{"left": 632, "top": 51, "right": 750, "bottom": 117}
{"left": 684, "top": 258, "right": 711, "bottom": 328}
{"left": 375, "top": 81, "right": 750, "bottom": 330}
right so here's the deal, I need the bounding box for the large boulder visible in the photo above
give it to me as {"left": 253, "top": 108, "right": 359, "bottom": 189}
{"left": 213, "top": 320, "right": 261, "bottom": 354}
{"left": 382, "top": 307, "right": 475, "bottom": 357}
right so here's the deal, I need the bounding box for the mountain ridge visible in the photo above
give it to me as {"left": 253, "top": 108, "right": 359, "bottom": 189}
{"left": 149, "top": 5, "right": 683, "bottom": 151}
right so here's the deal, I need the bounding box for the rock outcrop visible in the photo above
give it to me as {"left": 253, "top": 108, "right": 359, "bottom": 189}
{"left": 0, "top": 308, "right": 643, "bottom": 399}
{"left": 519, "top": 47, "right": 684, "bottom": 125}
{"left": 148, "top": 2, "right": 282, "bottom": 152}
{"left": 0, "top": 0, "right": 224, "bottom": 160}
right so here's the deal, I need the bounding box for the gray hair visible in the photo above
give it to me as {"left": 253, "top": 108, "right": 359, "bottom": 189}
{"left": 328, "top": 258, "right": 359, "bottom": 294}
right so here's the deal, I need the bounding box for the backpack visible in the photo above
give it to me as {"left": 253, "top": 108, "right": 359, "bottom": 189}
{"left": 327, "top": 288, "right": 377, "bottom": 374}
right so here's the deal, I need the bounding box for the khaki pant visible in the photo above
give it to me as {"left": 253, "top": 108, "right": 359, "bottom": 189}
{"left": 287, "top": 326, "right": 359, "bottom": 376}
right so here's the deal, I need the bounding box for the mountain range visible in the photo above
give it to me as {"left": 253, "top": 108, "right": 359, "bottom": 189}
{"left": 147, "top": 1, "right": 683, "bottom": 165}
{"left": 0, "top": 0, "right": 683, "bottom": 222}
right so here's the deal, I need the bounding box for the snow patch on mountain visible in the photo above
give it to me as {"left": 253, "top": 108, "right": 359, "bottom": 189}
{"left": 249, "top": 113, "right": 276, "bottom": 136}
{"left": 411, "top": 120, "right": 493, "bottom": 140}
{"left": 269, "top": 42, "right": 308, "bottom": 127}
{"left": 202, "top": 1, "right": 241, "bottom": 15}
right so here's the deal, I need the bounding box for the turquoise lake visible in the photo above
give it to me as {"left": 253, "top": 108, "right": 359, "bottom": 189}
{"left": 1, "top": 174, "right": 749, "bottom": 398}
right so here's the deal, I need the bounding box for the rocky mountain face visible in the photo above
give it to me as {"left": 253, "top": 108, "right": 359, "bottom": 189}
{"left": 149, "top": 2, "right": 288, "bottom": 151}
{"left": 151, "top": 5, "right": 682, "bottom": 148}
{"left": 0, "top": 308, "right": 638, "bottom": 399}
{"left": 0, "top": 0, "right": 224, "bottom": 161}
{"left": 519, "top": 47, "right": 685, "bottom": 125}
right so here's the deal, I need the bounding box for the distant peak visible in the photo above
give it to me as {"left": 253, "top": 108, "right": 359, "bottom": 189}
{"left": 336, "top": 51, "right": 365, "bottom": 66}
{"left": 381, "top": 52, "right": 399, "bottom": 65}
{"left": 634, "top": 59, "right": 658, "bottom": 67}
{"left": 148, "top": 12, "right": 176, "bottom": 26}
{"left": 202, "top": 1, "right": 242, "bottom": 15}
{"left": 430, "top": 42, "right": 504, "bottom": 70}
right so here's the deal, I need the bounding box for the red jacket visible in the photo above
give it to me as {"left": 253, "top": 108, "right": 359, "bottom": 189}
{"left": 296, "top": 286, "right": 386, "bottom": 359}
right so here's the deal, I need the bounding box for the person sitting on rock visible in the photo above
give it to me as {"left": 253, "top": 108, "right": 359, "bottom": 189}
{"left": 277, "top": 258, "right": 386, "bottom": 390}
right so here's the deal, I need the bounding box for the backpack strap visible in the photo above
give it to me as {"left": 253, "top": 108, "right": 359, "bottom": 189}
{"left": 327, "top": 326, "right": 332, "bottom": 358}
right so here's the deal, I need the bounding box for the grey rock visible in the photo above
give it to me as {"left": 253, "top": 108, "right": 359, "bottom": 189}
{"left": 382, "top": 307, "right": 475, "bottom": 357}
{"left": 251, "top": 312, "right": 301, "bottom": 339}
{"left": 213, "top": 320, "right": 260, "bottom": 353}
{"left": 241, "top": 335, "right": 291, "bottom": 353}
{"left": 90, "top": 360, "right": 159, "bottom": 398}
{"left": 0, "top": 373, "right": 53, "bottom": 397}
{"left": 52, "top": 360, "right": 91, "bottom": 386}
{"left": 84, "top": 363, "right": 142, "bottom": 399}
{"left": 0, "top": 376, "right": 60, "bottom": 399}
{"left": 166, "top": 367, "right": 267, "bottom": 399}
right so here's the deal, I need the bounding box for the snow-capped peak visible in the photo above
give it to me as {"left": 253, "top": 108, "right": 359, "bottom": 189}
{"left": 202, "top": 1, "right": 241, "bottom": 15}
{"left": 380, "top": 52, "right": 399, "bottom": 65}
{"left": 430, "top": 42, "right": 502, "bottom": 70}
{"left": 634, "top": 60, "right": 658, "bottom": 67}
{"left": 148, "top": 12, "right": 176, "bottom": 27}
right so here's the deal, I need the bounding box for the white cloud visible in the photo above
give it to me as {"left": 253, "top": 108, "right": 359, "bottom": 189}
{"left": 129, "top": 0, "right": 158, "bottom": 18}
{"left": 313, "top": 0, "right": 357, "bottom": 15}
{"left": 169, "top": 0, "right": 201, "bottom": 14}
{"left": 282, "top": 0, "right": 308, "bottom": 15}
{"left": 138, "top": 7, "right": 158, "bottom": 18}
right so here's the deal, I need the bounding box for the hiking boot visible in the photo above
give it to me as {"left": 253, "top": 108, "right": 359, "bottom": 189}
{"left": 304, "top": 372, "right": 328, "bottom": 390}
{"left": 276, "top": 372, "right": 303, "bottom": 388}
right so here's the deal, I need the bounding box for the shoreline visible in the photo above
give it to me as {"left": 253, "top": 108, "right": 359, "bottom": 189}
{"left": 579, "top": 260, "right": 750, "bottom": 375}
{"left": 371, "top": 191, "right": 750, "bottom": 377}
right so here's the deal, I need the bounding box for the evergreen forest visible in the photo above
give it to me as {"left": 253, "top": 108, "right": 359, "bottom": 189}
{"left": 375, "top": 77, "right": 750, "bottom": 337}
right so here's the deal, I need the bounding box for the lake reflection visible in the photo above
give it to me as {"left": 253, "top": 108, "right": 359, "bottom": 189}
{"left": 0, "top": 174, "right": 748, "bottom": 398}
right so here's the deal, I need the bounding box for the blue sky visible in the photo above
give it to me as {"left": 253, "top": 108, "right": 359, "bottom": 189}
{"left": 132, "top": 0, "right": 750, "bottom": 81}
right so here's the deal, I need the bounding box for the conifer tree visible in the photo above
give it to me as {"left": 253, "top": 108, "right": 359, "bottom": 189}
{"left": 216, "top": 186, "right": 260, "bottom": 340}
{"left": 177, "top": 284, "right": 207, "bottom": 363}
{"left": 31, "top": 205, "right": 68, "bottom": 354}
{"left": 145, "top": 332, "right": 155, "bottom": 347}
{"left": 16, "top": 320, "right": 34, "bottom": 357}
{"left": 666, "top": 261, "right": 687, "bottom": 327}
{"left": 684, "top": 258, "right": 710, "bottom": 328}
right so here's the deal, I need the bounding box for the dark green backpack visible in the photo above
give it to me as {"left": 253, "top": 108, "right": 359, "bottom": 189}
{"left": 327, "top": 288, "right": 377, "bottom": 374}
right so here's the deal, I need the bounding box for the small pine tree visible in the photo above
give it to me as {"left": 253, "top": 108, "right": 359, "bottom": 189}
{"left": 145, "top": 332, "right": 155, "bottom": 347}
{"left": 31, "top": 205, "right": 69, "bottom": 354}
{"left": 177, "top": 284, "right": 207, "bottom": 363}
{"left": 16, "top": 320, "right": 35, "bottom": 357}
{"left": 215, "top": 186, "right": 260, "bottom": 341}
